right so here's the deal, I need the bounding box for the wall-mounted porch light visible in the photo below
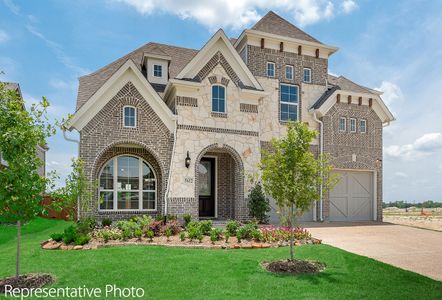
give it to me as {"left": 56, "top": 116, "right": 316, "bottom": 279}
{"left": 185, "top": 151, "right": 191, "bottom": 168}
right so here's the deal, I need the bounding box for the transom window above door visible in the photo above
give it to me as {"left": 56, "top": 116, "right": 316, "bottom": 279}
{"left": 99, "top": 155, "right": 156, "bottom": 211}
{"left": 211, "top": 85, "right": 226, "bottom": 113}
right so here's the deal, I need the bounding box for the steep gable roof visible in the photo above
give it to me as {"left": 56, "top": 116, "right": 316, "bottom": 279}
{"left": 251, "top": 11, "right": 321, "bottom": 44}
{"left": 76, "top": 42, "right": 198, "bottom": 111}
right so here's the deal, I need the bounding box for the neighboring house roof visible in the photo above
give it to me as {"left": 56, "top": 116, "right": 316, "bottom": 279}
{"left": 2, "top": 82, "right": 23, "bottom": 99}
{"left": 76, "top": 42, "right": 198, "bottom": 111}
{"left": 251, "top": 11, "right": 322, "bottom": 44}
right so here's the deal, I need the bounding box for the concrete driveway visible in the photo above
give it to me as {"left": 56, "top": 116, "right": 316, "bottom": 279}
{"left": 302, "top": 222, "right": 442, "bottom": 281}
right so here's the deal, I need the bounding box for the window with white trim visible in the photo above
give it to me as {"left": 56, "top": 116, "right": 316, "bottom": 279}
{"left": 280, "top": 84, "right": 298, "bottom": 121}
{"left": 303, "top": 68, "right": 311, "bottom": 83}
{"left": 153, "top": 64, "right": 162, "bottom": 77}
{"left": 350, "top": 118, "right": 357, "bottom": 133}
{"left": 339, "top": 117, "right": 346, "bottom": 132}
{"left": 266, "top": 62, "right": 275, "bottom": 77}
{"left": 285, "top": 65, "right": 293, "bottom": 80}
{"left": 360, "top": 119, "right": 367, "bottom": 133}
{"left": 211, "top": 85, "right": 226, "bottom": 113}
{"left": 123, "top": 106, "right": 136, "bottom": 128}
{"left": 240, "top": 47, "right": 247, "bottom": 63}
{"left": 99, "top": 156, "right": 156, "bottom": 211}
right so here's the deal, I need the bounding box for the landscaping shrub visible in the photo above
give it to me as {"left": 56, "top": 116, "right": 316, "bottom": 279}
{"left": 134, "top": 229, "right": 143, "bottom": 240}
{"left": 199, "top": 220, "right": 213, "bottom": 235}
{"left": 63, "top": 225, "right": 78, "bottom": 244}
{"left": 155, "top": 214, "right": 165, "bottom": 222}
{"left": 50, "top": 233, "right": 63, "bottom": 242}
{"left": 166, "top": 214, "right": 177, "bottom": 221}
{"left": 196, "top": 231, "right": 204, "bottom": 243}
{"left": 183, "top": 214, "right": 192, "bottom": 227}
{"left": 146, "top": 229, "right": 154, "bottom": 242}
{"left": 187, "top": 227, "right": 199, "bottom": 241}
{"left": 252, "top": 230, "right": 263, "bottom": 241}
{"left": 226, "top": 220, "right": 240, "bottom": 235}
{"left": 224, "top": 232, "right": 230, "bottom": 243}
{"left": 148, "top": 220, "right": 163, "bottom": 236}
{"left": 260, "top": 226, "right": 311, "bottom": 242}
{"left": 94, "top": 227, "right": 122, "bottom": 242}
{"left": 210, "top": 228, "right": 223, "bottom": 243}
{"left": 236, "top": 230, "right": 242, "bottom": 243}
{"left": 117, "top": 220, "right": 140, "bottom": 239}
{"left": 102, "top": 218, "right": 112, "bottom": 227}
{"left": 165, "top": 228, "right": 172, "bottom": 241}
{"left": 242, "top": 222, "right": 259, "bottom": 239}
{"left": 74, "top": 235, "right": 91, "bottom": 246}
{"left": 179, "top": 232, "right": 186, "bottom": 241}
{"left": 77, "top": 217, "right": 96, "bottom": 235}
{"left": 248, "top": 182, "right": 270, "bottom": 224}
{"left": 133, "top": 215, "right": 153, "bottom": 228}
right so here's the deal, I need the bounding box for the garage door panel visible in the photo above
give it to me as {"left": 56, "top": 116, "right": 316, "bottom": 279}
{"left": 330, "top": 171, "right": 373, "bottom": 221}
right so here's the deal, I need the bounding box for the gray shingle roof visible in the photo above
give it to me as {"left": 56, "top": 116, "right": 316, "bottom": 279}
{"left": 76, "top": 42, "right": 198, "bottom": 111}
{"left": 251, "top": 11, "right": 322, "bottom": 44}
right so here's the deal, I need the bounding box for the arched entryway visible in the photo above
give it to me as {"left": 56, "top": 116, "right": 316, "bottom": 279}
{"left": 194, "top": 144, "right": 245, "bottom": 221}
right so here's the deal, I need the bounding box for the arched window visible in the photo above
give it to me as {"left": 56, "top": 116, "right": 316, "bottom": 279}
{"left": 211, "top": 85, "right": 226, "bottom": 113}
{"left": 99, "top": 155, "right": 156, "bottom": 211}
{"left": 123, "top": 106, "right": 136, "bottom": 128}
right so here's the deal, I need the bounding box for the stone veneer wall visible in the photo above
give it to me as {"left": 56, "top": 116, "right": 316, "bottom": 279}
{"left": 79, "top": 82, "right": 173, "bottom": 220}
{"left": 322, "top": 102, "right": 383, "bottom": 221}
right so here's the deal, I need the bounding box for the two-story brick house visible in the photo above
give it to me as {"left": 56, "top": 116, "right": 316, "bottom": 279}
{"left": 67, "top": 11, "right": 394, "bottom": 222}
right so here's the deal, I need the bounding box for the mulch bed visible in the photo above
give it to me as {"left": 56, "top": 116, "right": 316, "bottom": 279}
{"left": 0, "top": 273, "right": 54, "bottom": 293}
{"left": 262, "top": 259, "right": 326, "bottom": 275}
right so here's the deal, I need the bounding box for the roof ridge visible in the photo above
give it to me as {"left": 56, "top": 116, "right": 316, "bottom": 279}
{"left": 338, "top": 75, "right": 373, "bottom": 93}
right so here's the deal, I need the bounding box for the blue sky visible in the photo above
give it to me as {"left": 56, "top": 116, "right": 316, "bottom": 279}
{"left": 1, "top": 0, "right": 441, "bottom": 203}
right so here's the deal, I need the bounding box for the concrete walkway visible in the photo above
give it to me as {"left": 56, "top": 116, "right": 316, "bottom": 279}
{"left": 302, "top": 222, "right": 442, "bottom": 281}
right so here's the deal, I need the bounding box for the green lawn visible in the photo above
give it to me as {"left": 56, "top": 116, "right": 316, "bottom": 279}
{"left": 0, "top": 218, "right": 441, "bottom": 300}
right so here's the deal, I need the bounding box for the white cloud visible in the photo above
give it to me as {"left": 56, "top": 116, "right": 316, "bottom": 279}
{"left": 26, "top": 25, "right": 89, "bottom": 76}
{"left": 3, "top": 0, "right": 20, "bottom": 15}
{"left": 375, "top": 81, "right": 403, "bottom": 107}
{"left": 385, "top": 133, "right": 442, "bottom": 160}
{"left": 341, "top": 0, "right": 358, "bottom": 14}
{"left": 0, "top": 30, "right": 9, "bottom": 44}
{"left": 114, "top": 0, "right": 356, "bottom": 29}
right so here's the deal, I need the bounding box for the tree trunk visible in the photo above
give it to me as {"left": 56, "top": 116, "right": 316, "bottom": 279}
{"left": 16, "top": 220, "right": 21, "bottom": 279}
{"left": 289, "top": 204, "right": 294, "bottom": 261}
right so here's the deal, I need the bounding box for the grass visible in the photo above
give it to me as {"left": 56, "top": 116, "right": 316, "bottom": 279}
{"left": 1, "top": 218, "right": 441, "bottom": 300}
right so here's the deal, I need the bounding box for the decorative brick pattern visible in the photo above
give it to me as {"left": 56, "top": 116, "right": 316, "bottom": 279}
{"left": 240, "top": 103, "right": 258, "bottom": 113}
{"left": 168, "top": 197, "right": 198, "bottom": 217}
{"left": 79, "top": 81, "right": 173, "bottom": 219}
{"left": 176, "top": 96, "right": 198, "bottom": 107}
{"left": 195, "top": 51, "right": 243, "bottom": 87}
{"left": 177, "top": 124, "right": 259, "bottom": 137}
{"left": 211, "top": 112, "right": 228, "bottom": 118}
{"left": 220, "top": 77, "right": 230, "bottom": 86}
{"left": 321, "top": 102, "right": 383, "bottom": 221}
{"left": 208, "top": 76, "right": 217, "bottom": 84}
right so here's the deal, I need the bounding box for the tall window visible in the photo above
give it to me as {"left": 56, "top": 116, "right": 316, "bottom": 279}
{"left": 240, "top": 47, "right": 247, "bottom": 63}
{"left": 360, "top": 119, "right": 367, "bottom": 133}
{"left": 350, "top": 118, "right": 357, "bottom": 133}
{"left": 99, "top": 156, "right": 156, "bottom": 211}
{"left": 303, "top": 68, "right": 312, "bottom": 83}
{"left": 266, "top": 62, "right": 275, "bottom": 77}
{"left": 212, "top": 85, "right": 226, "bottom": 113}
{"left": 123, "top": 106, "right": 136, "bottom": 128}
{"left": 285, "top": 65, "right": 293, "bottom": 80}
{"left": 339, "top": 117, "right": 346, "bottom": 132}
{"left": 153, "top": 64, "right": 162, "bottom": 77}
{"left": 280, "top": 84, "right": 298, "bottom": 121}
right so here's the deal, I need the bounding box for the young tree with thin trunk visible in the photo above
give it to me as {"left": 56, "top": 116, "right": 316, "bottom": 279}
{"left": 0, "top": 83, "right": 55, "bottom": 278}
{"left": 260, "top": 121, "right": 336, "bottom": 261}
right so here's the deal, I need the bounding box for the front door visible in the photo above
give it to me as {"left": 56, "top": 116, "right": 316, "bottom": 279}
{"left": 198, "top": 157, "right": 215, "bottom": 218}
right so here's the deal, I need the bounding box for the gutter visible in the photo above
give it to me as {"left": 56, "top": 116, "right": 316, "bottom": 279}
{"left": 164, "top": 120, "right": 178, "bottom": 215}
{"left": 62, "top": 129, "right": 80, "bottom": 221}
{"left": 313, "top": 111, "right": 324, "bottom": 222}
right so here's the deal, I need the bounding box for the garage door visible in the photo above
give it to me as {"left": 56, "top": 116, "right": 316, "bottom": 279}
{"left": 329, "top": 170, "right": 373, "bottom": 221}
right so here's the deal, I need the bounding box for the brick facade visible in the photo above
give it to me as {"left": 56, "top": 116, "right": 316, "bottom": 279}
{"left": 79, "top": 82, "right": 173, "bottom": 220}
{"left": 322, "top": 102, "right": 383, "bottom": 221}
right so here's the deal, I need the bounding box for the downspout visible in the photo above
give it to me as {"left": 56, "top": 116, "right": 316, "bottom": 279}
{"left": 313, "top": 111, "right": 324, "bottom": 222}
{"left": 164, "top": 119, "right": 178, "bottom": 216}
{"left": 62, "top": 129, "right": 80, "bottom": 221}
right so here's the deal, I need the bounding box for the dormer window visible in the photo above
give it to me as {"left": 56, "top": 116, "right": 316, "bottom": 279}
{"left": 266, "top": 62, "right": 275, "bottom": 77}
{"left": 123, "top": 106, "right": 136, "bottom": 128}
{"left": 212, "top": 85, "right": 226, "bottom": 113}
{"left": 153, "top": 64, "right": 162, "bottom": 77}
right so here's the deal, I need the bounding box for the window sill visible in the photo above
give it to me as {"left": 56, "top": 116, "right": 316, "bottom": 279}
{"left": 98, "top": 209, "right": 157, "bottom": 214}
{"left": 211, "top": 112, "right": 228, "bottom": 118}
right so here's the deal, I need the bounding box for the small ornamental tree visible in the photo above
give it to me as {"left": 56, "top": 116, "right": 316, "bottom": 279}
{"left": 0, "top": 82, "right": 55, "bottom": 278}
{"left": 50, "top": 157, "right": 96, "bottom": 221}
{"left": 260, "top": 121, "right": 336, "bottom": 261}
